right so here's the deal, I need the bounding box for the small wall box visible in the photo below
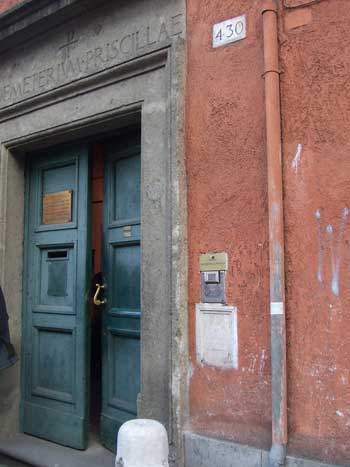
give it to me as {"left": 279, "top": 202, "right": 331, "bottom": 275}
{"left": 196, "top": 303, "right": 238, "bottom": 369}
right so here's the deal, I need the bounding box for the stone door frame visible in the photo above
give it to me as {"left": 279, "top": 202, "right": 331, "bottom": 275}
{"left": 0, "top": 34, "right": 187, "bottom": 465}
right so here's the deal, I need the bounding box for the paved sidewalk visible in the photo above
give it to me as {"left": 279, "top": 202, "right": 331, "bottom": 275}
{"left": 0, "top": 455, "right": 31, "bottom": 467}
{"left": 0, "top": 434, "right": 115, "bottom": 467}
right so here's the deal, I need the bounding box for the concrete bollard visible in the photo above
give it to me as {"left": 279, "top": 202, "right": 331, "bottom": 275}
{"left": 115, "top": 419, "right": 169, "bottom": 467}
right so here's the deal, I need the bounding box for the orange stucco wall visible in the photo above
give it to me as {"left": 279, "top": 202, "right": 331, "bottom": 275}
{"left": 186, "top": 0, "right": 350, "bottom": 465}
{"left": 281, "top": 1, "right": 350, "bottom": 463}
{"left": 0, "top": 0, "right": 24, "bottom": 15}
{"left": 186, "top": 0, "right": 271, "bottom": 450}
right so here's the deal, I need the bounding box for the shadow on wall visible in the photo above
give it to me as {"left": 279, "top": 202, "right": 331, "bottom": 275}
{"left": 0, "top": 285, "right": 19, "bottom": 435}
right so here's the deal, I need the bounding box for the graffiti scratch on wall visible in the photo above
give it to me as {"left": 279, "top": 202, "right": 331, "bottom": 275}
{"left": 316, "top": 207, "right": 349, "bottom": 296}
{"left": 292, "top": 143, "right": 302, "bottom": 174}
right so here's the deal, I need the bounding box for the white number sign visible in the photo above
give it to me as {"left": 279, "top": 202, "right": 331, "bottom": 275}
{"left": 213, "top": 15, "right": 246, "bottom": 48}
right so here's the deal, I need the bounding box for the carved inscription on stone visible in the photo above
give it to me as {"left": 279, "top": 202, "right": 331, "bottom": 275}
{"left": 59, "top": 31, "right": 79, "bottom": 61}
{"left": 43, "top": 191, "right": 72, "bottom": 225}
{"left": 0, "top": 14, "right": 184, "bottom": 108}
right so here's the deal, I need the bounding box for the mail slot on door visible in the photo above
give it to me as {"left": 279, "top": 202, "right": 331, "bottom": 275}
{"left": 200, "top": 253, "right": 227, "bottom": 304}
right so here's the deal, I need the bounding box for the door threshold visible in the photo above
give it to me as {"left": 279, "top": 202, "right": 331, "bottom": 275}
{"left": 0, "top": 434, "right": 114, "bottom": 467}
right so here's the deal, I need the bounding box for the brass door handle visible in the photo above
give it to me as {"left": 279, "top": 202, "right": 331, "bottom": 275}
{"left": 93, "top": 283, "right": 106, "bottom": 306}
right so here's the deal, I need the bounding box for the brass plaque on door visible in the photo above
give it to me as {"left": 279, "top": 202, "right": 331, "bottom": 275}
{"left": 43, "top": 190, "right": 72, "bottom": 225}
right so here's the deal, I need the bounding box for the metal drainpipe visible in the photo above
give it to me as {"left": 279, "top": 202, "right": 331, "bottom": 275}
{"left": 262, "top": 1, "right": 288, "bottom": 466}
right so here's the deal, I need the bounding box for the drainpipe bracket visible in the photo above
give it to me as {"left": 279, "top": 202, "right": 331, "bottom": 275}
{"left": 262, "top": 0, "right": 278, "bottom": 14}
{"left": 262, "top": 69, "right": 282, "bottom": 77}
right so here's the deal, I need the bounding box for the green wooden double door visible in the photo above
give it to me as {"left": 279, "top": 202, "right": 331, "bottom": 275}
{"left": 22, "top": 137, "right": 141, "bottom": 450}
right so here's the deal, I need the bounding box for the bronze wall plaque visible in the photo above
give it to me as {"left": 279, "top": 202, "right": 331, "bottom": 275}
{"left": 200, "top": 252, "right": 228, "bottom": 272}
{"left": 43, "top": 190, "right": 72, "bottom": 225}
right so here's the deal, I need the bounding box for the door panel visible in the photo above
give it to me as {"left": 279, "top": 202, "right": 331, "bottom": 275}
{"left": 112, "top": 243, "right": 140, "bottom": 310}
{"left": 101, "top": 135, "right": 141, "bottom": 451}
{"left": 22, "top": 146, "right": 90, "bottom": 449}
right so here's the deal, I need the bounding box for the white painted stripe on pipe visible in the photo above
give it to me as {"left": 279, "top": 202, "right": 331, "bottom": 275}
{"left": 270, "top": 302, "right": 284, "bottom": 315}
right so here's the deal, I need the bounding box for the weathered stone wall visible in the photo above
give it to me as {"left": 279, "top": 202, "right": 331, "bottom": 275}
{"left": 0, "top": 2, "right": 187, "bottom": 466}
{"left": 0, "top": 150, "right": 24, "bottom": 436}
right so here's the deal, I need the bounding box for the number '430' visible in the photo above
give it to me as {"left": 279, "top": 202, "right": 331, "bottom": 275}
{"left": 213, "top": 16, "right": 246, "bottom": 48}
{"left": 216, "top": 22, "right": 244, "bottom": 42}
